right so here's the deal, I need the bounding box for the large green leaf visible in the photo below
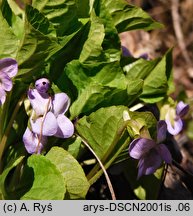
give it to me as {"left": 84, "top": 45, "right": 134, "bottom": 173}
{"left": 125, "top": 58, "right": 159, "bottom": 80}
{"left": 94, "top": 0, "right": 121, "bottom": 62}
{"left": 79, "top": 11, "right": 106, "bottom": 63}
{"left": 76, "top": 106, "right": 130, "bottom": 184}
{"left": 70, "top": 84, "right": 128, "bottom": 118}
{"left": 67, "top": 60, "right": 144, "bottom": 118}
{"left": 66, "top": 61, "right": 136, "bottom": 118}
{"left": 46, "top": 147, "right": 90, "bottom": 199}
{"left": 98, "top": 0, "right": 163, "bottom": 33}
{"left": 66, "top": 61, "right": 126, "bottom": 92}
{"left": 124, "top": 50, "right": 173, "bottom": 103}
{"left": 16, "top": 5, "right": 62, "bottom": 77}
{"left": 61, "top": 136, "right": 82, "bottom": 159}
{"left": 26, "top": 5, "right": 56, "bottom": 37}
{"left": 21, "top": 155, "right": 66, "bottom": 200}
{"left": 0, "top": 156, "right": 24, "bottom": 200}
{"left": 75, "top": 0, "right": 90, "bottom": 18}
{"left": 15, "top": 5, "right": 58, "bottom": 77}
{"left": 126, "top": 79, "right": 144, "bottom": 105}
{"left": 0, "top": 0, "right": 24, "bottom": 39}
{"left": 32, "top": 0, "right": 80, "bottom": 36}
{"left": 49, "top": 21, "right": 89, "bottom": 91}
{"left": 76, "top": 106, "right": 129, "bottom": 159}
{"left": 140, "top": 50, "right": 173, "bottom": 103}
{"left": 0, "top": 10, "right": 19, "bottom": 58}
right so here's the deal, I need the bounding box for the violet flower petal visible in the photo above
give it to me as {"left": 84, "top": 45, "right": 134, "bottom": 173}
{"left": 137, "top": 158, "right": 146, "bottom": 179}
{"left": 35, "top": 78, "right": 50, "bottom": 94}
{"left": 165, "top": 116, "right": 183, "bottom": 135}
{"left": 0, "top": 58, "right": 18, "bottom": 77}
{"left": 121, "top": 46, "right": 132, "bottom": 57}
{"left": 157, "top": 120, "right": 167, "bottom": 143}
{"left": 0, "top": 72, "right": 12, "bottom": 91}
{"left": 139, "top": 53, "right": 149, "bottom": 60}
{"left": 143, "top": 151, "right": 162, "bottom": 175}
{"left": 52, "top": 93, "right": 70, "bottom": 116}
{"left": 156, "top": 144, "right": 172, "bottom": 164}
{"left": 0, "top": 88, "right": 6, "bottom": 105}
{"left": 137, "top": 150, "right": 162, "bottom": 179}
{"left": 54, "top": 114, "right": 74, "bottom": 138}
{"left": 176, "top": 101, "right": 189, "bottom": 117}
{"left": 129, "top": 138, "right": 156, "bottom": 159}
{"left": 23, "top": 127, "right": 47, "bottom": 154}
{"left": 28, "top": 89, "right": 50, "bottom": 116}
{"left": 31, "top": 111, "right": 58, "bottom": 136}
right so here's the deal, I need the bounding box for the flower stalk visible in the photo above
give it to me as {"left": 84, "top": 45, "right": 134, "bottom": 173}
{"left": 0, "top": 94, "right": 25, "bottom": 172}
{"left": 36, "top": 96, "right": 51, "bottom": 154}
{"left": 77, "top": 134, "right": 116, "bottom": 200}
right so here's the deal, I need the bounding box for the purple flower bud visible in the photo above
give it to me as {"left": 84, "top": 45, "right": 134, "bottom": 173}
{"left": 35, "top": 78, "right": 50, "bottom": 94}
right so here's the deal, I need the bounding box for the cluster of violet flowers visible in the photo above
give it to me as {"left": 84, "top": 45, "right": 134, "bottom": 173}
{"left": 23, "top": 78, "right": 74, "bottom": 154}
{"left": 128, "top": 101, "right": 189, "bottom": 179}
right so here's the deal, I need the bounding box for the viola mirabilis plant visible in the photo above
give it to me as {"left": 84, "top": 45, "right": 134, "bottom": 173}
{"left": 1, "top": 0, "right": 192, "bottom": 201}
{"left": 23, "top": 78, "right": 74, "bottom": 154}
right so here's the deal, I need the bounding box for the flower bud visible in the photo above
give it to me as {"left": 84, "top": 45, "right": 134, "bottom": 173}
{"left": 35, "top": 78, "right": 50, "bottom": 94}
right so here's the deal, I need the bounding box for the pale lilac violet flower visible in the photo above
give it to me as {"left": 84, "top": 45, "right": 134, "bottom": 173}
{"left": 29, "top": 90, "right": 73, "bottom": 138}
{"left": 129, "top": 121, "right": 172, "bottom": 179}
{"left": 165, "top": 101, "right": 189, "bottom": 135}
{"left": 23, "top": 127, "right": 47, "bottom": 154}
{"left": 0, "top": 58, "right": 18, "bottom": 106}
{"left": 23, "top": 78, "right": 74, "bottom": 154}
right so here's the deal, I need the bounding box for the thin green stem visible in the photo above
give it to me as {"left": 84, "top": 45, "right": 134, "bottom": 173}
{"left": 0, "top": 92, "right": 12, "bottom": 140}
{"left": 88, "top": 135, "right": 130, "bottom": 185}
{"left": 157, "top": 163, "right": 168, "bottom": 199}
{"left": 77, "top": 134, "right": 116, "bottom": 200}
{"left": 35, "top": 96, "right": 51, "bottom": 154}
{"left": 0, "top": 94, "right": 25, "bottom": 170}
{"left": 0, "top": 109, "right": 2, "bottom": 140}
